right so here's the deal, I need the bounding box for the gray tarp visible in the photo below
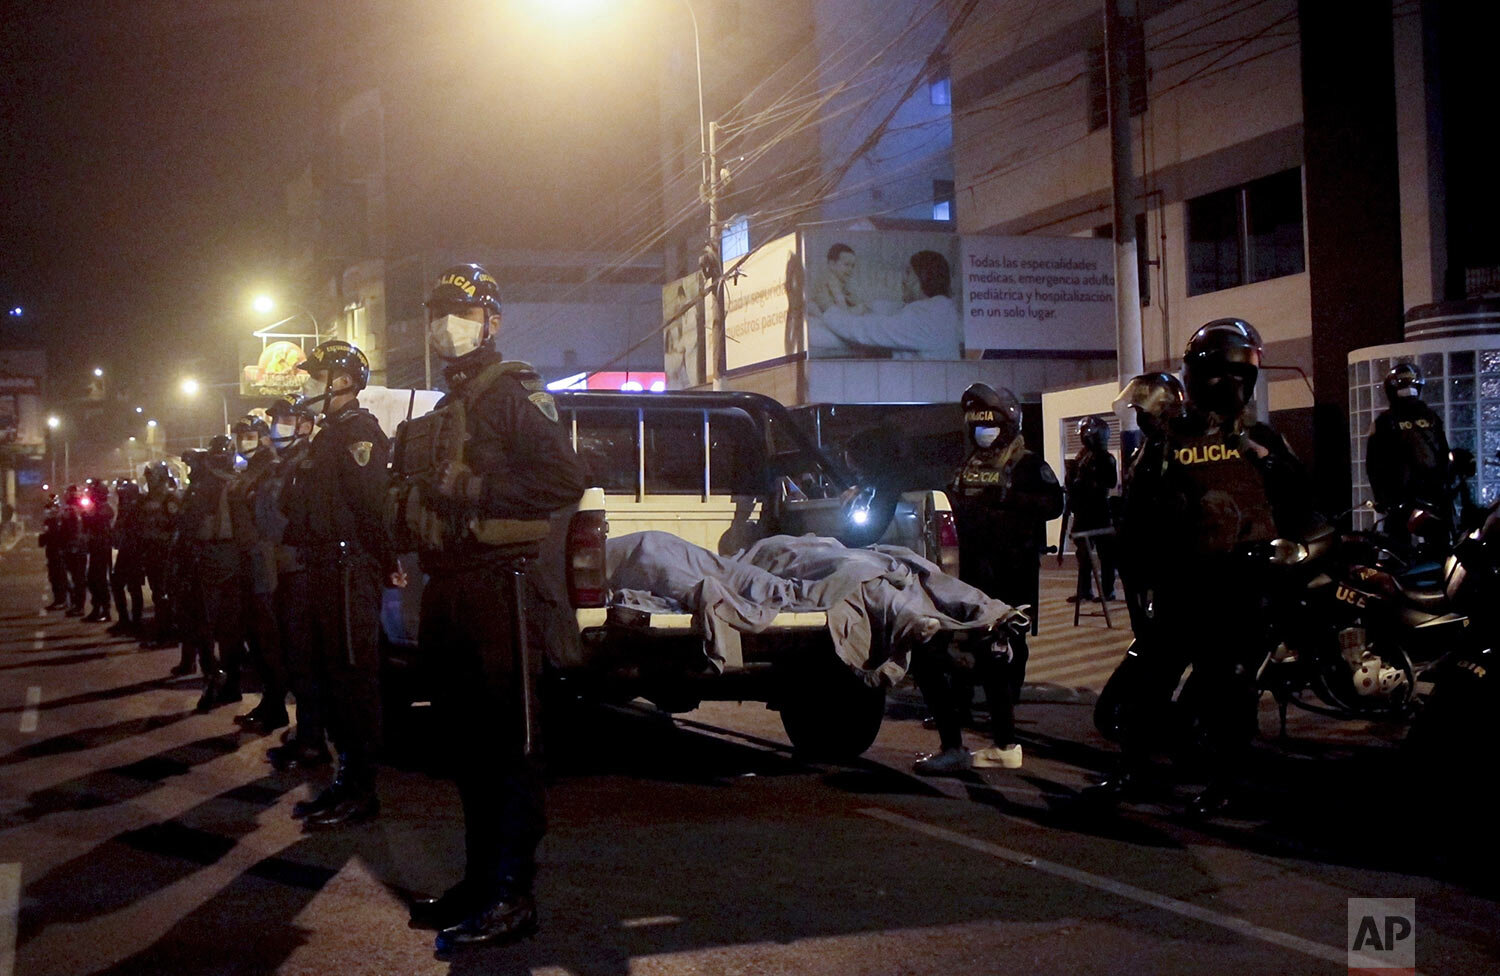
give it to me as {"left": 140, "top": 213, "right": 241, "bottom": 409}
{"left": 605, "top": 531, "right": 1017, "bottom": 687}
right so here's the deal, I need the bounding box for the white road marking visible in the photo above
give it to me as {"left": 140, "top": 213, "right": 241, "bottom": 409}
{"left": 30, "top": 630, "right": 44, "bottom": 651}
{"left": 1, "top": 862, "right": 19, "bottom": 976}
{"left": 859, "top": 807, "right": 1404, "bottom": 973}
{"left": 620, "top": 915, "right": 682, "bottom": 929}
{"left": 530, "top": 969, "right": 577, "bottom": 976}
{"left": 19, "top": 688, "right": 40, "bottom": 733}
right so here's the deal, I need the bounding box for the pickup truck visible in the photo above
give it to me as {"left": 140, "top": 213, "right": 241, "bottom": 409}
{"left": 382, "top": 389, "right": 959, "bottom": 759}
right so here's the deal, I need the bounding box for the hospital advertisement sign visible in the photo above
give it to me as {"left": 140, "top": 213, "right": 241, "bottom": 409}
{"left": 960, "top": 235, "right": 1116, "bottom": 352}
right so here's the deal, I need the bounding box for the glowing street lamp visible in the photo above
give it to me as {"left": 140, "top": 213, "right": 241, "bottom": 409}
{"left": 252, "top": 294, "right": 275, "bottom": 316}
{"left": 47, "top": 415, "right": 60, "bottom": 429}
{"left": 180, "top": 377, "right": 201, "bottom": 397}
{"left": 92, "top": 367, "right": 104, "bottom": 378}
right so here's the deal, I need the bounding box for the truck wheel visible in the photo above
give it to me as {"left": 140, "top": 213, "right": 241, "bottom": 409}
{"left": 778, "top": 655, "right": 887, "bottom": 761}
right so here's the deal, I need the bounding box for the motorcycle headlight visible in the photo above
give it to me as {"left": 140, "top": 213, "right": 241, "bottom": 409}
{"left": 1270, "top": 539, "right": 1309, "bottom": 565}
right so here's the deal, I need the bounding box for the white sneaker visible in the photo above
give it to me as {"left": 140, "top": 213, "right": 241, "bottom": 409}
{"left": 971, "top": 744, "right": 1022, "bottom": 769}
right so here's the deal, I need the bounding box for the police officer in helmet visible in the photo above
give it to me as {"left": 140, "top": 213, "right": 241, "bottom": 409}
{"left": 1366, "top": 362, "right": 1451, "bottom": 556}
{"left": 397, "top": 263, "right": 586, "bottom": 950}
{"left": 39, "top": 494, "right": 69, "bottom": 611}
{"left": 279, "top": 339, "right": 391, "bottom": 828}
{"left": 911, "top": 383, "right": 1062, "bottom": 776}
{"left": 1092, "top": 319, "right": 1314, "bottom": 816}
{"left": 1064, "top": 415, "right": 1118, "bottom": 603}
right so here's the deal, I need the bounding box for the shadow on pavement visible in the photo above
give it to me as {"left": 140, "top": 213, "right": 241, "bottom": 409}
{"left": 0, "top": 675, "right": 179, "bottom": 715}
{"left": 27, "top": 704, "right": 1222, "bottom": 976}
{"left": 1, "top": 731, "right": 243, "bottom": 827}
{"left": 0, "top": 711, "right": 197, "bottom": 767}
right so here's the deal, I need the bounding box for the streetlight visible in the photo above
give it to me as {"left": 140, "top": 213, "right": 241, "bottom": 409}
{"left": 252, "top": 294, "right": 319, "bottom": 335}
{"left": 46, "top": 415, "right": 59, "bottom": 430}
{"left": 180, "top": 376, "right": 232, "bottom": 438}
{"left": 134, "top": 405, "right": 143, "bottom": 414}
{"left": 46, "top": 415, "right": 68, "bottom": 484}
{"left": 92, "top": 367, "right": 104, "bottom": 378}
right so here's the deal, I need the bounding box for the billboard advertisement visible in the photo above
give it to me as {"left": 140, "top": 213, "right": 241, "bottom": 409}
{"left": 960, "top": 235, "right": 1116, "bottom": 352}
{"left": 662, "top": 271, "right": 706, "bottom": 389}
{"left": 240, "top": 339, "right": 309, "bottom": 397}
{"left": 723, "top": 232, "right": 804, "bottom": 372}
{"left": 804, "top": 229, "right": 963, "bottom": 360}
{"left": 0, "top": 350, "right": 46, "bottom": 452}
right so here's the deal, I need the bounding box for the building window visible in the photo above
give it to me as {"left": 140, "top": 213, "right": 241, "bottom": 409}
{"left": 1086, "top": 24, "right": 1146, "bottom": 133}
{"left": 1186, "top": 168, "right": 1305, "bottom": 296}
{"left": 929, "top": 75, "right": 951, "bottom": 107}
{"left": 721, "top": 216, "right": 749, "bottom": 263}
{"left": 932, "top": 179, "right": 954, "bottom": 222}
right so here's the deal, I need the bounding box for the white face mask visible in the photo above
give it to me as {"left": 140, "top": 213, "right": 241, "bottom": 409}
{"left": 301, "top": 375, "right": 328, "bottom": 404}
{"left": 271, "top": 421, "right": 298, "bottom": 445}
{"left": 973, "top": 426, "right": 1002, "bottom": 448}
{"left": 1396, "top": 386, "right": 1419, "bottom": 398}
{"left": 237, "top": 437, "right": 259, "bottom": 456}
{"left": 429, "top": 313, "right": 487, "bottom": 359}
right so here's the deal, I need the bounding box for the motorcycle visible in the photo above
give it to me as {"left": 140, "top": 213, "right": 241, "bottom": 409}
{"left": 1095, "top": 507, "right": 1474, "bottom": 743}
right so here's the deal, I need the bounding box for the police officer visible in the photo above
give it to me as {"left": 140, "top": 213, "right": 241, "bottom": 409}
{"left": 179, "top": 436, "right": 246, "bottom": 711}
{"left": 172, "top": 450, "right": 212, "bottom": 676}
{"left": 39, "top": 494, "right": 69, "bottom": 611}
{"left": 280, "top": 340, "right": 390, "bottom": 828}
{"left": 1112, "top": 372, "right": 1185, "bottom": 480}
{"left": 398, "top": 264, "right": 586, "bottom": 950}
{"left": 265, "top": 397, "right": 331, "bottom": 769}
{"left": 60, "top": 485, "right": 89, "bottom": 616}
{"left": 1064, "top": 416, "right": 1118, "bottom": 603}
{"left": 139, "top": 461, "right": 182, "bottom": 650}
{"left": 1367, "top": 363, "right": 1452, "bottom": 555}
{"left": 912, "top": 383, "right": 1063, "bottom": 776}
{"left": 82, "top": 481, "right": 115, "bottom": 622}
{"left": 228, "top": 414, "right": 289, "bottom": 733}
{"left": 108, "top": 480, "right": 146, "bottom": 635}
{"left": 1092, "top": 319, "right": 1314, "bottom": 816}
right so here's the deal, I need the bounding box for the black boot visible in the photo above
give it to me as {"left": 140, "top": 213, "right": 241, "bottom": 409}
{"left": 234, "top": 703, "right": 289, "bottom": 734}
{"left": 83, "top": 606, "right": 110, "bottom": 623}
{"left": 304, "top": 788, "right": 378, "bottom": 829}
{"left": 195, "top": 671, "right": 227, "bottom": 713}
{"left": 169, "top": 646, "right": 196, "bottom": 676}
{"left": 292, "top": 781, "right": 346, "bottom": 820}
{"left": 436, "top": 895, "right": 538, "bottom": 952}
{"left": 268, "top": 739, "right": 331, "bottom": 772}
{"left": 410, "top": 881, "right": 483, "bottom": 931}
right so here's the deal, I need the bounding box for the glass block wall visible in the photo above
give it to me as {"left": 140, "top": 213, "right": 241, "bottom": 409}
{"left": 1348, "top": 336, "right": 1500, "bottom": 530}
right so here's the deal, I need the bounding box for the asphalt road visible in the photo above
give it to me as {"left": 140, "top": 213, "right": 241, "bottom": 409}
{"left": 1, "top": 542, "right": 1496, "bottom": 975}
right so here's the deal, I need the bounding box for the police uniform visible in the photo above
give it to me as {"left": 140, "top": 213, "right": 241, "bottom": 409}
{"left": 180, "top": 462, "right": 245, "bottom": 705}
{"left": 1123, "top": 413, "right": 1311, "bottom": 786}
{"left": 229, "top": 446, "right": 290, "bottom": 729}
{"left": 39, "top": 502, "right": 69, "bottom": 609}
{"left": 1367, "top": 398, "right": 1451, "bottom": 551}
{"left": 280, "top": 397, "right": 390, "bottom": 815}
{"left": 271, "top": 436, "right": 331, "bottom": 766}
{"left": 83, "top": 490, "right": 115, "bottom": 619}
{"left": 139, "top": 478, "right": 180, "bottom": 648}
{"left": 394, "top": 346, "right": 586, "bottom": 930}
{"left": 1065, "top": 444, "right": 1118, "bottom": 599}
{"left": 110, "top": 488, "right": 146, "bottom": 630}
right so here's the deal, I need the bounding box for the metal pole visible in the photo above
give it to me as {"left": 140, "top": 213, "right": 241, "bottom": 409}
{"left": 708, "top": 118, "right": 722, "bottom": 388}
{"left": 682, "top": 0, "right": 708, "bottom": 194}
{"left": 64, "top": 441, "right": 70, "bottom": 484}
{"left": 1105, "top": 0, "right": 1145, "bottom": 456}
{"left": 221, "top": 392, "right": 230, "bottom": 435}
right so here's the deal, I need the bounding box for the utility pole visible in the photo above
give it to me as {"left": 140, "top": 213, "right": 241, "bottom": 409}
{"left": 1105, "top": 0, "right": 1145, "bottom": 397}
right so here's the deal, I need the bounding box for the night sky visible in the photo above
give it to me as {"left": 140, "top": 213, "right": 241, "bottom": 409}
{"left": 1, "top": 1, "right": 663, "bottom": 424}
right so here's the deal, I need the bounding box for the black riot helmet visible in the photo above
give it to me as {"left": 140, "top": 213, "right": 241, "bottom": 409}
{"left": 87, "top": 480, "right": 109, "bottom": 503}
{"left": 1383, "top": 362, "right": 1424, "bottom": 406}
{"left": 961, "top": 383, "right": 1022, "bottom": 449}
{"left": 1113, "top": 371, "right": 1186, "bottom": 437}
{"left": 1077, "top": 415, "right": 1110, "bottom": 452}
{"left": 116, "top": 480, "right": 141, "bottom": 509}
{"left": 1182, "top": 318, "right": 1262, "bottom": 419}
{"left": 205, "top": 434, "right": 235, "bottom": 472}
{"left": 267, "top": 393, "right": 315, "bottom": 448}
{"left": 425, "top": 263, "right": 503, "bottom": 359}
{"left": 296, "top": 340, "right": 370, "bottom": 415}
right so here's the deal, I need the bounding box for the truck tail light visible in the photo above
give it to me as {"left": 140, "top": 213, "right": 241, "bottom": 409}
{"left": 933, "top": 509, "right": 961, "bottom": 578}
{"left": 566, "top": 509, "right": 609, "bottom": 608}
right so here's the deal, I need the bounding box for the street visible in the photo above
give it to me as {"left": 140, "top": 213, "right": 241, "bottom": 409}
{"left": 1, "top": 543, "right": 1496, "bottom": 976}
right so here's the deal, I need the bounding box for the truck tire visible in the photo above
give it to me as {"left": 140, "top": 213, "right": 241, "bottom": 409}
{"left": 777, "top": 653, "right": 887, "bottom": 761}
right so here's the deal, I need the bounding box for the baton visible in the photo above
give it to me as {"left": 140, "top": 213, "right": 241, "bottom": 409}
{"left": 512, "top": 568, "right": 535, "bottom": 759}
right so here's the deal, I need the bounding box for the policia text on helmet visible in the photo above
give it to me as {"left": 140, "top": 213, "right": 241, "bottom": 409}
{"left": 426, "top": 263, "right": 503, "bottom": 361}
